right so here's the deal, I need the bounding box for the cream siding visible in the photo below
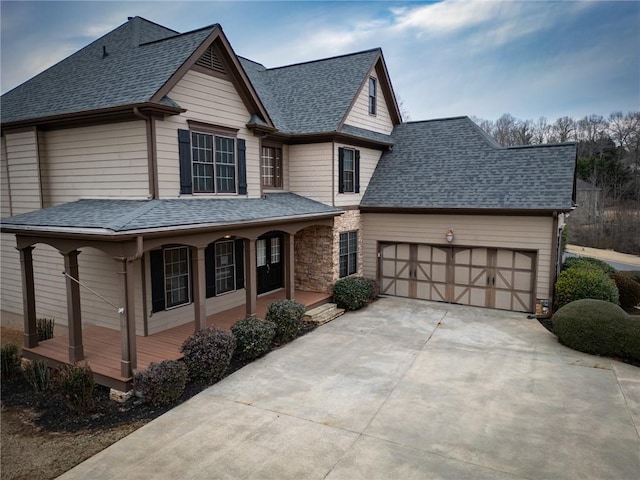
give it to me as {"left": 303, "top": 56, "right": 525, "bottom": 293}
{"left": 288, "top": 143, "right": 333, "bottom": 205}
{"left": 362, "top": 213, "right": 555, "bottom": 302}
{"left": 5, "top": 130, "right": 42, "bottom": 214}
{"left": 40, "top": 122, "right": 149, "bottom": 206}
{"left": 334, "top": 143, "right": 382, "bottom": 207}
{"left": 156, "top": 70, "right": 260, "bottom": 199}
{"left": 343, "top": 70, "right": 394, "bottom": 135}
{"left": 1, "top": 136, "right": 11, "bottom": 217}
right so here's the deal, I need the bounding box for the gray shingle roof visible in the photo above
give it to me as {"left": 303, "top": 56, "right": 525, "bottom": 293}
{"left": 239, "top": 49, "right": 380, "bottom": 135}
{"left": 0, "top": 193, "right": 341, "bottom": 235}
{"left": 361, "top": 117, "right": 576, "bottom": 211}
{"left": 1, "top": 17, "right": 215, "bottom": 124}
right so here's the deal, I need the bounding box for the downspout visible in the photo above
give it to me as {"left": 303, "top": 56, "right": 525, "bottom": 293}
{"left": 133, "top": 107, "right": 159, "bottom": 199}
{"left": 331, "top": 141, "right": 336, "bottom": 207}
{"left": 549, "top": 211, "right": 560, "bottom": 313}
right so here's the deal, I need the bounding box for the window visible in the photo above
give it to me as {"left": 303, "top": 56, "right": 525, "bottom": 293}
{"left": 164, "top": 247, "right": 190, "bottom": 308}
{"left": 368, "top": 77, "right": 377, "bottom": 115}
{"left": 339, "top": 231, "right": 358, "bottom": 277}
{"left": 215, "top": 241, "right": 235, "bottom": 294}
{"left": 338, "top": 147, "right": 360, "bottom": 194}
{"left": 190, "top": 132, "right": 236, "bottom": 194}
{"left": 261, "top": 146, "right": 283, "bottom": 188}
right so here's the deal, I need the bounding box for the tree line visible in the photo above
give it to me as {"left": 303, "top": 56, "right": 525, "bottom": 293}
{"left": 472, "top": 112, "right": 640, "bottom": 255}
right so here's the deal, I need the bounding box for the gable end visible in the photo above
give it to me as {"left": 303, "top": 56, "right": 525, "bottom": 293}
{"left": 195, "top": 45, "right": 227, "bottom": 75}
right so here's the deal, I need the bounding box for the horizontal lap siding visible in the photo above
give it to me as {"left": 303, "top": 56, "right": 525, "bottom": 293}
{"left": 5, "top": 131, "right": 42, "bottom": 214}
{"left": 334, "top": 144, "right": 381, "bottom": 207}
{"left": 289, "top": 143, "right": 333, "bottom": 205}
{"left": 362, "top": 214, "right": 554, "bottom": 301}
{"left": 1, "top": 234, "right": 23, "bottom": 317}
{"left": 1, "top": 137, "right": 11, "bottom": 217}
{"left": 343, "top": 71, "right": 394, "bottom": 135}
{"left": 41, "top": 122, "right": 148, "bottom": 205}
{"left": 157, "top": 70, "right": 260, "bottom": 198}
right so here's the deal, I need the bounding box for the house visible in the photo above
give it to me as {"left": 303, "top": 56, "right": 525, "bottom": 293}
{"left": 0, "top": 17, "right": 576, "bottom": 389}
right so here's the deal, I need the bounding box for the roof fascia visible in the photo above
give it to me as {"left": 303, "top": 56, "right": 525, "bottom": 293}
{"left": 0, "top": 103, "right": 184, "bottom": 132}
{"left": 150, "top": 27, "right": 274, "bottom": 128}
{"left": 255, "top": 129, "right": 392, "bottom": 149}
{"left": 359, "top": 207, "right": 570, "bottom": 216}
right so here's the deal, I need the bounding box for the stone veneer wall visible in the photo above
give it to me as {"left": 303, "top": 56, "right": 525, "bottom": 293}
{"left": 294, "top": 225, "right": 334, "bottom": 293}
{"left": 331, "top": 209, "right": 363, "bottom": 280}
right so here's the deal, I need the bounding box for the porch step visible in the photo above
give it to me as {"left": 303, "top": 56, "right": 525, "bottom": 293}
{"left": 304, "top": 303, "right": 345, "bottom": 325}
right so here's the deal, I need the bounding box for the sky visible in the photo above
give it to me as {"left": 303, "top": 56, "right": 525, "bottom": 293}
{"left": 1, "top": 0, "right": 638, "bottom": 123}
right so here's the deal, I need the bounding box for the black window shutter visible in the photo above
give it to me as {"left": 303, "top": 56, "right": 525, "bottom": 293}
{"left": 338, "top": 147, "right": 345, "bottom": 194}
{"left": 205, "top": 244, "right": 216, "bottom": 298}
{"left": 354, "top": 150, "right": 360, "bottom": 194}
{"left": 237, "top": 138, "right": 247, "bottom": 195}
{"left": 235, "top": 239, "right": 245, "bottom": 289}
{"left": 150, "top": 250, "right": 166, "bottom": 312}
{"left": 178, "top": 129, "right": 192, "bottom": 194}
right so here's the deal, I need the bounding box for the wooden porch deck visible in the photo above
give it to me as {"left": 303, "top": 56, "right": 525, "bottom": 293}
{"left": 22, "top": 290, "right": 331, "bottom": 391}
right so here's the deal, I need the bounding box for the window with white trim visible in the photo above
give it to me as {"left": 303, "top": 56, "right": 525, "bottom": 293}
{"left": 164, "top": 247, "right": 190, "bottom": 308}
{"left": 339, "top": 231, "right": 358, "bottom": 277}
{"left": 191, "top": 131, "right": 236, "bottom": 193}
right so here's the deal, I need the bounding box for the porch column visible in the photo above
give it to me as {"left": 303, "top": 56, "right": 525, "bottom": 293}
{"left": 192, "top": 246, "right": 207, "bottom": 331}
{"left": 63, "top": 250, "right": 83, "bottom": 362}
{"left": 118, "top": 258, "right": 137, "bottom": 378}
{"left": 245, "top": 239, "right": 257, "bottom": 318}
{"left": 285, "top": 233, "right": 295, "bottom": 300}
{"left": 18, "top": 246, "right": 38, "bottom": 348}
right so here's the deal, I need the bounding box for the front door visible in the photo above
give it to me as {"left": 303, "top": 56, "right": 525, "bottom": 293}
{"left": 257, "top": 233, "right": 283, "bottom": 294}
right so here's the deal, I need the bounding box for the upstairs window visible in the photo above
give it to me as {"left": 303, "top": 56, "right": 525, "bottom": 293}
{"left": 338, "top": 147, "right": 360, "bottom": 194}
{"left": 261, "top": 146, "right": 283, "bottom": 188}
{"left": 368, "top": 77, "right": 377, "bottom": 115}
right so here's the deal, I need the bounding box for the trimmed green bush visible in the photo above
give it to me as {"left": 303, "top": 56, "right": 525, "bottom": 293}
{"left": 36, "top": 318, "right": 55, "bottom": 341}
{"left": 265, "top": 299, "right": 306, "bottom": 344}
{"left": 133, "top": 360, "right": 188, "bottom": 406}
{"left": 23, "top": 359, "right": 51, "bottom": 392}
{"left": 555, "top": 267, "right": 619, "bottom": 309}
{"left": 552, "top": 299, "right": 640, "bottom": 363}
{"left": 332, "top": 276, "right": 376, "bottom": 311}
{"left": 611, "top": 272, "right": 640, "bottom": 310}
{"left": 231, "top": 316, "right": 276, "bottom": 362}
{"left": 181, "top": 326, "right": 236, "bottom": 385}
{"left": 56, "top": 363, "right": 95, "bottom": 414}
{"left": 1, "top": 343, "right": 21, "bottom": 380}
{"left": 562, "top": 256, "right": 616, "bottom": 274}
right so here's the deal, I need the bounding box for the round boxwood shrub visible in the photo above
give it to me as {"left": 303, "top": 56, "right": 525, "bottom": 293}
{"left": 611, "top": 272, "right": 640, "bottom": 310}
{"left": 133, "top": 360, "right": 188, "bottom": 406}
{"left": 555, "top": 267, "right": 619, "bottom": 309}
{"left": 265, "top": 299, "right": 306, "bottom": 344}
{"left": 231, "top": 316, "right": 276, "bottom": 362}
{"left": 562, "top": 256, "right": 616, "bottom": 274}
{"left": 181, "top": 326, "right": 236, "bottom": 385}
{"left": 552, "top": 299, "right": 640, "bottom": 363}
{"left": 332, "top": 276, "right": 376, "bottom": 311}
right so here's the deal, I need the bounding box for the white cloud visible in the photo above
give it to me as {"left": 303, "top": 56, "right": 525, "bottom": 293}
{"left": 390, "top": 1, "right": 500, "bottom": 34}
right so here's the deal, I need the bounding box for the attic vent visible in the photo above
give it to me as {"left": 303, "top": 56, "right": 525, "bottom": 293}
{"left": 196, "top": 46, "right": 226, "bottom": 74}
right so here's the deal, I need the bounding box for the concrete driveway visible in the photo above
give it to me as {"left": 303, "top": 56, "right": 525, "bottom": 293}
{"left": 60, "top": 297, "right": 640, "bottom": 480}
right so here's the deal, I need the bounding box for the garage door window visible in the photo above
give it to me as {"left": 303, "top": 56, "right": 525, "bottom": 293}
{"left": 339, "top": 231, "right": 358, "bottom": 277}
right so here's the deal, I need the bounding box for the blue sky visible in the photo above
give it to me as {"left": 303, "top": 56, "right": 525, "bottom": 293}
{"left": 1, "top": 0, "right": 638, "bottom": 122}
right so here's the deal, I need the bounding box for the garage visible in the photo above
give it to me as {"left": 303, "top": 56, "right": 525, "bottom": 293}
{"left": 379, "top": 242, "right": 536, "bottom": 312}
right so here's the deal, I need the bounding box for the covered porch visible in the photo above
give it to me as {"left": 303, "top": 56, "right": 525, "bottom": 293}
{"left": 22, "top": 289, "right": 331, "bottom": 391}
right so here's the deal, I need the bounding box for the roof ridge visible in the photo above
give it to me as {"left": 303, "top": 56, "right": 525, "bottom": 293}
{"left": 505, "top": 142, "right": 578, "bottom": 150}
{"left": 265, "top": 47, "right": 381, "bottom": 71}
{"left": 402, "top": 116, "right": 468, "bottom": 125}
{"left": 139, "top": 23, "right": 218, "bottom": 46}
{"left": 128, "top": 16, "right": 179, "bottom": 35}
{"left": 104, "top": 199, "right": 162, "bottom": 231}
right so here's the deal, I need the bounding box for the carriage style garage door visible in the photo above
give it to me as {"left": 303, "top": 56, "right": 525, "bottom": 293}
{"left": 379, "top": 243, "right": 536, "bottom": 312}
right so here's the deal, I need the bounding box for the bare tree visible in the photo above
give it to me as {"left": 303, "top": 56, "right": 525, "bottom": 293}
{"left": 494, "top": 113, "right": 518, "bottom": 146}
{"left": 552, "top": 116, "right": 575, "bottom": 143}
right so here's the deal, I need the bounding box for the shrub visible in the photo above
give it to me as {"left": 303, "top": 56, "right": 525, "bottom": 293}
{"left": 56, "top": 363, "right": 95, "bottom": 414}
{"left": 265, "top": 299, "right": 306, "bottom": 344}
{"left": 611, "top": 272, "right": 640, "bottom": 310}
{"left": 1, "top": 344, "right": 21, "bottom": 380}
{"left": 619, "top": 270, "right": 640, "bottom": 286}
{"left": 552, "top": 299, "right": 640, "bottom": 363}
{"left": 231, "top": 316, "right": 276, "bottom": 362}
{"left": 23, "top": 359, "right": 51, "bottom": 392}
{"left": 133, "top": 360, "right": 188, "bottom": 406}
{"left": 561, "top": 256, "right": 616, "bottom": 274}
{"left": 332, "top": 276, "right": 376, "bottom": 311}
{"left": 555, "top": 267, "right": 619, "bottom": 309}
{"left": 181, "top": 327, "right": 236, "bottom": 385}
{"left": 36, "top": 318, "right": 55, "bottom": 341}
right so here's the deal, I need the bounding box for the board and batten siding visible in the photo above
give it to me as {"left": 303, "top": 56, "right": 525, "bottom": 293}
{"left": 362, "top": 213, "right": 555, "bottom": 302}
{"left": 288, "top": 143, "right": 333, "bottom": 205}
{"left": 334, "top": 143, "right": 382, "bottom": 208}
{"left": 40, "top": 121, "right": 149, "bottom": 206}
{"left": 4, "top": 130, "right": 42, "bottom": 214}
{"left": 343, "top": 71, "right": 394, "bottom": 135}
{"left": 156, "top": 70, "right": 260, "bottom": 199}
